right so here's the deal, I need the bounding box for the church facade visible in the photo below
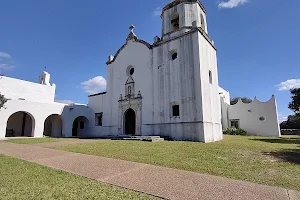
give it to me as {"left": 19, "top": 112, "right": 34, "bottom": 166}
{"left": 0, "top": 0, "right": 281, "bottom": 142}
{"left": 88, "top": 0, "right": 223, "bottom": 142}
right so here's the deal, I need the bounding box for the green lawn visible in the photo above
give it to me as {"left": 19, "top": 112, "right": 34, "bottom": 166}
{"left": 56, "top": 135, "right": 300, "bottom": 191}
{"left": 7, "top": 137, "right": 76, "bottom": 144}
{"left": 0, "top": 155, "right": 156, "bottom": 200}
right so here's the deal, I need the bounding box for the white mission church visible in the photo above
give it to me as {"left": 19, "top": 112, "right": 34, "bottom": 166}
{"left": 0, "top": 0, "right": 281, "bottom": 142}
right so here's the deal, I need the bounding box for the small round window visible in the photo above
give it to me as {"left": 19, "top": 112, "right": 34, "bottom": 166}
{"left": 259, "top": 117, "right": 265, "bottom": 121}
{"left": 130, "top": 68, "right": 134, "bottom": 75}
{"left": 169, "top": 49, "right": 178, "bottom": 61}
{"left": 126, "top": 65, "right": 134, "bottom": 76}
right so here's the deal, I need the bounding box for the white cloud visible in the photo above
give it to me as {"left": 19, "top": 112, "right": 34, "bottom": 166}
{"left": 55, "top": 99, "right": 75, "bottom": 105}
{"left": 81, "top": 76, "right": 107, "bottom": 95}
{"left": 0, "top": 52, "right": 14, "bottom": 72}
{"left": 277, "top": 79, "right": 300, "bottom": 91}
{"left": 0, "top": 64, "right": 14, "bottom": 71}
{"left": 153, "top": 7, "right": 162, "bottom": 17}
{"left": 0, "top": 52, "right": 11, "bottom": 59}
{"left": 278, "top": 113, "right": 288, "bottom": 122}
{"left": 218, "top": 0, "right": 249, "bottom": 9}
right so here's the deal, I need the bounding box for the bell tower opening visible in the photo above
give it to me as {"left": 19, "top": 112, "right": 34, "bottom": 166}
{"left": 171, "top": 12, "right": 179, "bottom": 31}
{"left": 201, "top": 14, "right": 206, "bottom": 30}
{"left": 38, "top": 70, "right": 51, "bottom": 86}
{"left": 161, "top": 0, "right": 208, "bottom": 39}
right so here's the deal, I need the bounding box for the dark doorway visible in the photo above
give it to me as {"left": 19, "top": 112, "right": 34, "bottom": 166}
{"left": 124, "top": 109, "right": 136, "bottom": 135}
{"left": 72, "top": 116, "right": 89, "bottom": 137}
{"left": 72, "top": 121, "right": 78, "bottom": 137}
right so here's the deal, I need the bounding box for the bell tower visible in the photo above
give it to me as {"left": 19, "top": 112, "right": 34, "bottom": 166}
{"left": 38, "top": 68, "right": 51, "bottom": 86}
{"left": 161, "top": 0, "right": 207, "bottom": 40}
{"left": 151, "top": 0, "right": 222, "bottom": 142}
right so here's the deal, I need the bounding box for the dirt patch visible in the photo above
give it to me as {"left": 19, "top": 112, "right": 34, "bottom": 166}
{"left": 260, "top": 169, "right": 277, "bottom": 177}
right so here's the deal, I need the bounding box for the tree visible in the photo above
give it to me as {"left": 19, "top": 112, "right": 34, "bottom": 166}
{"left": 288, "top": 88, "right": 300, "bottom": 116}
{"left": 230, "top": 97, "right": 252, "bottom": 105}
{"left": 0, "top": 93, "right": 7, "bottom": 110}
{"left": 280, "top": 114, "right": 300, "bottom": 129}
{"left": 280, "top": 88, "right": 300, "bottom": 129}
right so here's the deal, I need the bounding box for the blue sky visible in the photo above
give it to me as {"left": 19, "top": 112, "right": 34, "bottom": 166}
{"left": 0, "top": 0, "right": 299, "bottom": 121}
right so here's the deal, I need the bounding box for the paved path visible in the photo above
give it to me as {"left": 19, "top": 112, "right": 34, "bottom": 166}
{"left": 0, "top": 141, "right": 299, "bottom": 200}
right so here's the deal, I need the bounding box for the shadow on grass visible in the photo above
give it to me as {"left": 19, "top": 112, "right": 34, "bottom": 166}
{"left": 264, "top": 149, "right": 300, "bottom": 165}
{"left": 251, "top": 137, "right": 300, "bottom": 145}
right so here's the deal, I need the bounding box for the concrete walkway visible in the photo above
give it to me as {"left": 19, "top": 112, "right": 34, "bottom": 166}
{"left": 0, "top": 141, "right": 299, "bottom": 200}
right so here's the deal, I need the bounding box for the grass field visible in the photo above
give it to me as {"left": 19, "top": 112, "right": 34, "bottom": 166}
{"left": 0, "top": 155, "right": 155, "bottom": 200}
{"left": 6, "top": 137, "right": 75, "bottom": 144}
{"left": 56, "top": 135, "right": 300, "bottom": 191}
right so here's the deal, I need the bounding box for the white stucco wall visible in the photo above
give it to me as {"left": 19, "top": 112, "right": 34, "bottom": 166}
{"left": 0, "top": 99, "right": 91, "bottom": 139}
{"left": 219, "top": 87, "right": 230, "bottom": 129}
{"left": 228, "top": 96, "right": 281, "bottom": 136}
{"left": 194, "top": 31, "right": 223, "bottom": 142}
{"left": 106, "top": 40, "right": 153, "bottom": 136}
{"left": 88, "top": 93, "right": 109, "bottom": 137}
{"left": 152, "top": 32, "right": 204, "bottom": 141}
{"left": 0, "top": 76, "right": 55, "bottom": 103}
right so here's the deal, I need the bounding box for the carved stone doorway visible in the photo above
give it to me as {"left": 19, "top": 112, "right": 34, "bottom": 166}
{"left": 124, "top": 108, "right": 136, "bottom": 135}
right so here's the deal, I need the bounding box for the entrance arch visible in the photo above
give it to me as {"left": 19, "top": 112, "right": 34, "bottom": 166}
{"left": 6, "top": 111, "right": 35, "bottom": 137}
{"left": 43, "top": 114, "right": 63, "bottom": 137}
{"left": 72, "top": 116, "right": 89, "bottom": 137}
{"left": 124, "top": 109, "right": 136, "bottom": 135}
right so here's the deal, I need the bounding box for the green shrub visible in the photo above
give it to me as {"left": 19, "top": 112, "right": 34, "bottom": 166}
{"left": 223, "top": 127, "right": 248, "bottom": 136}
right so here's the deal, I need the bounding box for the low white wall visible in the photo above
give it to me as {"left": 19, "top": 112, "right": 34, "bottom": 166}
{"left": 228, "top": 96, "right": 281, "bottom": 136}
{"left": 219, "top": 87, "right": 230, "bottom": 129}
{"left": 0, "top": 76, "right": 55, "bottom": 103}
{"left": 0, "top": 100, "right": 91, "bottom": 139}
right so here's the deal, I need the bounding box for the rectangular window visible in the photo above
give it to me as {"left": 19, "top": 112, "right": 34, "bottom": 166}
{"left": 172, "top": 105, "right": 180, "bottom": 117}
{"left": 80, "top": 121, "right": 85, "bottom": 129}
{"left": 209, "top": 70, "right": 212, "bottom": 84}
{"left": 230, "top": 120, "right": 240, "bottom": 128}
{"left": 95, "top": 113, "right": 103, "bottom": 126}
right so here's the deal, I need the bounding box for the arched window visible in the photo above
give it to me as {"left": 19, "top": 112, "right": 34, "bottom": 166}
{"left": 172, "top": 52, "right": 178, "bottom": 60}
{"left": 128, "top": 86, "right": 132, "bottom": 95}
{"left": 171, "top": 12, "right": 179, "bottom": 31}
{"left": 201, "top": 14, "right": 206, "bottom": 30}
